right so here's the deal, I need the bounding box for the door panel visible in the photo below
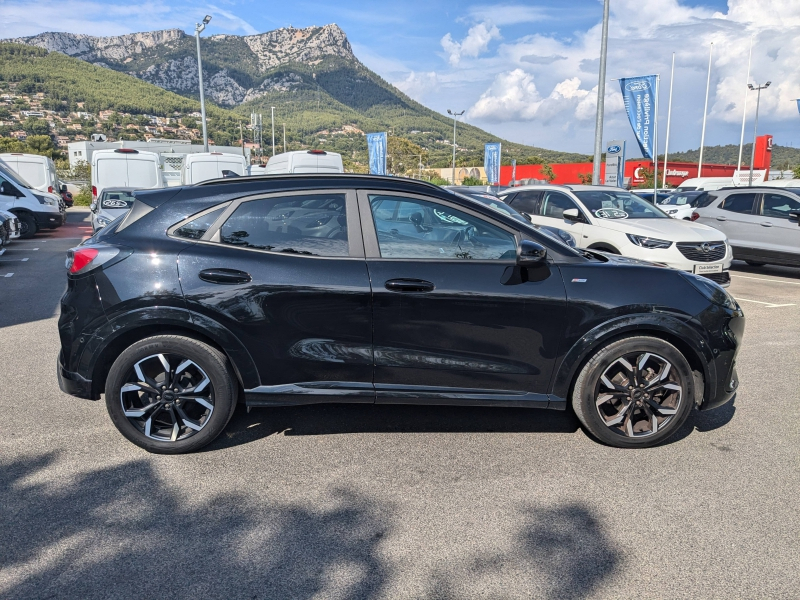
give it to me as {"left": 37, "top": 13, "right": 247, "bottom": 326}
{"left": 699, "top": 192, "right": 757, "bottom": 249}
{"left": 360, "top": 191, "right": 567, "bottom": 404}
{"left": 748, "top": 192, "right": 800, "bottom": 262}
{"left": 176, "top": 190, "right": 374, "bottom": 401}
{"left": 523, "top": 190, "right": 586, "bottom": 244}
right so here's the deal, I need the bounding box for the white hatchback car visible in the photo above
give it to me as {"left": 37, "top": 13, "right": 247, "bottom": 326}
{"left": 499, "top": 184, "right": 733, "bottom": 286}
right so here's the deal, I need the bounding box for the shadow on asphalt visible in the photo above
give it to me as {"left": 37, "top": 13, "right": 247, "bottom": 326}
{"left": 208, "top": 403, "right": 582, "bottom": 450}
{"left": 730, "top": 260, "right": 800, "bottom": 280}
{"left": 1, "top": 452, "right": 621, "bottom": 599}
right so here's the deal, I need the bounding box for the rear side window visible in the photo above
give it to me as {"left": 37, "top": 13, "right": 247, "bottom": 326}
{"left": 174, "top": 206, "right": 227, "bottom": 240}
{"left": 218, "top": 193, "right": 349, "bottom": 256}
{"left": 694, "top": 192, "right": 717, "bottom": 208}
{"left": 507, "top": 190, "right": 541, "bottom": 214}
{"left": 720, "top": 193, "right": 756, "bottom": 214}
{"left": 761, "top": 193, "right": 800, "bottom": 219}
{"left": 540, "top": 191, "right": 578, "bottom": 219}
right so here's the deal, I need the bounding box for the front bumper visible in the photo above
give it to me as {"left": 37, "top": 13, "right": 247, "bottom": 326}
{"left": 57, "top": 350, "right": 95, "bottom": 399}
{"left": 699, "top": 309, "right": 744, "bottom": 411}
{"left": 33, "top": 210, "right": 64, "bottom": 228}
{"left": 625, "top": 242, "right": 733, "bottom": 286}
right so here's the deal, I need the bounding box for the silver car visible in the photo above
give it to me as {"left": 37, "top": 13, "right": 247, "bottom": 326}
{"left": 693, "top": 187, "right": 800, "bottom": 267}
{"left": 90, "top": 187, "right": 137, "bottom": 232}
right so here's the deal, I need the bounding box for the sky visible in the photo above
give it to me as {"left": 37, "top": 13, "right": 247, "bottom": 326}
{"left": 2, "top": 0, "right": 800, "bottom": 158}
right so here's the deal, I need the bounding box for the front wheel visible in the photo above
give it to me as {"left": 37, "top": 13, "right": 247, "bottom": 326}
{"left": 17, "top": 213, "right": 37, "bottom": 239}
{"left": 571, "top": 336, "right": 695, "bottom": 448}
{"left": 105, "top": 335, "right": 238, "bottom": 454}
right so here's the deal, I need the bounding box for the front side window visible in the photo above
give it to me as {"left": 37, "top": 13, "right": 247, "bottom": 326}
{"left": 573, "top": 190, "right": 668, "bottom": 219}
{"left": 369, "top": 195, "right": 516, "bottom": 260}
{"left": 540, "top": 191, "right": 579, "bottom": 219}
{"left": 507, "top": 190, "right": 541, "bottom": 214}
{"left": 219, "top": 193, "right": 349, "bottom": 256}
{"left": 761, "top": 193, "right": 800, "bottom": 219}
{"left": 720, "top": 193, "right": 756, "bottom": 214}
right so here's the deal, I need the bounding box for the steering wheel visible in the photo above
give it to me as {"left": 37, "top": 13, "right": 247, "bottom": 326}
{"left": 452, "top": 225, "right": 478, "bottom": 246}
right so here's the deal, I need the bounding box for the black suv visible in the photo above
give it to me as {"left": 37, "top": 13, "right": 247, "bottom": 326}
{"left": 57, "top": 175, "right": 744, "bottom": 453}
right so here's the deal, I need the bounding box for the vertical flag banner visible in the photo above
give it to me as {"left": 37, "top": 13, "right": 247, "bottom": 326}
{"left": 484, "top": 143, "right": 501, "bottom": 184}
{"left": 796, "top": 99, "right": 800, "bottom": 114}
{"left": 367, "top": 132, "right": 387, "bottom": 175}
{"left": 619, "top": 75, "right": 658, "bottom": 159}
{"left": 604, "top": 140, "right": 626, "bottom": 186}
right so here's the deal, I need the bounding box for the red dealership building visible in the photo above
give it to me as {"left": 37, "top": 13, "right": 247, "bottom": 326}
{"left": 499, "top": 135, "right": 773, "bottom": 187}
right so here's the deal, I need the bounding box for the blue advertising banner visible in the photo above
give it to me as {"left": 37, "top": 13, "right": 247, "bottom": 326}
{"left": 619, "top": 75, "right": 657, "bottom": 159}
{"left": 484, "top": 142, "right": 501, "bottom": 184}
{"left": 367, "top": 132, "right": 387, "bottom": 175}
{"left": 797, "top": 99, "right": 800, "bottom": 114}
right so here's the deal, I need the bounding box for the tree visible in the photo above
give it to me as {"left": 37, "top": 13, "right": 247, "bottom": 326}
{"left": 634, "top": 166, "right": 655, "bottom": 189}
{"left": 0, "top": 137, "right": 27, "bottom": 153}
{"left": 793, "top": 164, "right": 800, "bottom": 180}
{"left": 461, "top": 176, "right": 483, "bottom": 185}
{"left": 22, "top": 117, "right": 50, "bottom": 136}
{"left": 540, "top": 164, "right": 557, "bottom": 183}
{"left": 577, "top": 172, "right": 592, "bottom": 184}
{"left": 25, "top": 135, "right": 54, "bottom": 157}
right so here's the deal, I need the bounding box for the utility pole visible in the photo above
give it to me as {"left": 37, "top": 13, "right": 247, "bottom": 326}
{"left": 282, "top": 123, "right": 286, "bottom": 153}
{"left": 748, "top": 81, "right": 771, "bottom": 186}
{"left": 270, "top": 106, "right": 276, "bottom": 156}
{"left": 698, "top": 42, "right": 713, "bottom": 178}
{"left": 591, "top": 0, "right": 610, "bottom": 185}
{"left": 194, "top": 15, "right": 212, "bottom": 152}
{"left": 239, "top": 122, "right": 244, "bottom": 157}
{"left": 447, "top": 109, "right": 464, "bottom": 184}
{"left": 662, "top": 53, "right": 675, "bottom": 189}
{"left": 737, "top": 36, "right": 754, "bottom": 175}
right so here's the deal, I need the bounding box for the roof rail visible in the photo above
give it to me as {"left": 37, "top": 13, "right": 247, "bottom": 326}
{"left": 194, "top": 172, "right": 445, "bottom": 191}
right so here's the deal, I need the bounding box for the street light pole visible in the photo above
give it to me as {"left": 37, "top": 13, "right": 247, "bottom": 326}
{"left": 748, "top": 81, "right": 771, "bottom": 186}
{"left": 270, "top": 106, "right": 276, "bottom": 156}
{"left": 591, "top": 0, "right": 610, "bottom": 186}
{"left": 282, "top": 123, "right": 286, "bottom": 153}
{"left": 194, "top": 15, "right": 212, "bottom": 152}
{"left": 698, "top": 42, "right": 713, "bottom": 178}
{"left": 447, "top": 109, "right": 464, "bottom": 184}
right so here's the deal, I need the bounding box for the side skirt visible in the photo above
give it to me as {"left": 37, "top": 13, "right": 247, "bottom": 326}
{"left": 245, "top": 381, "right": 564, "bottom": 409}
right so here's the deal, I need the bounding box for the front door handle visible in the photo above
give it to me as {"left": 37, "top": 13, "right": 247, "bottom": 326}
{"left": 716, "top": 216, "right": 727, "bottom": 221}
{"left": 760, "top": 222, "right": 773, "bottom": 227}
{"left": 385, "top": 278, "right": 435, "bottom": 293}
{"left": 199, "top": 268, "right": 252, "bottom": 285}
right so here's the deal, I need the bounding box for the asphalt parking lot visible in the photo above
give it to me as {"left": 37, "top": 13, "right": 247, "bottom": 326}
{"left": 1, "top": 208, "right": 798, "bottom": 599}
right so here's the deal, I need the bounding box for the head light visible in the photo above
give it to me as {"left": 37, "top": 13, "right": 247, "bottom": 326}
{"left": 626, "top": 234, "right": 673, "bottom": 249}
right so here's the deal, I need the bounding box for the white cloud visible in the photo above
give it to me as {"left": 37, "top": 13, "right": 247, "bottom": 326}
{"left": 394, "top": 71, "right": 440, "bottom": 103}
{"left": 440, "top": 21, "right": 501, "bottom": 67}
{"left": 466, "top": 4, "right": 548, "bottom": 26}
{"left": 469, "top": 68, "right": 541, "bottom": 121}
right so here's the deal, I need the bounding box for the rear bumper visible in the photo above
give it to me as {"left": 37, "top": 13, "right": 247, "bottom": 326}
{"left": 699, "top": 310, "right": 744, "bottom": 411}
{"left": 57, "top": 351, "right": 95, "bottom": 400}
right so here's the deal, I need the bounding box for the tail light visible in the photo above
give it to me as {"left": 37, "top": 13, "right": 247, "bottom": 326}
{"left": 65, "top": 245, "right": 130, "bottom": 275}
{"left": 48, "top": 185, "right": 53, "bottom": 193}
{"left": 691, "top": 212, "right": 699, "bottom": 221}
{"left": 92, "top": 186, "right": 97, "bottom": 199}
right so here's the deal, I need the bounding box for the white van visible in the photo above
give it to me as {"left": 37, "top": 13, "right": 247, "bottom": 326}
{"left": 0, "top": 161, "right": 64, "bottom": 238}
{"left": 247, "top": 164, "right": 268, "bottom": 176}
{"left": 758, "top": 178, "right": 800, "bottom": 188}
{"left": 182, "top": 152, "right": 248, "bottom": 185}
{"left": 674, "top": 177, "right": 732, "bottom": 192}
{"left": 265, "top": 150, "right": 344, "bottom": 174}
{"left": 92, "top": 149, "right": 163, "bottom": 200}
{"left": 0, "top": 153, "right": 62, "bottom": 195}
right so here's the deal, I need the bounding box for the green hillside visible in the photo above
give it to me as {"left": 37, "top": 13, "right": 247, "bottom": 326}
{"left": 665, "top": 143, "right": 800, "bottom": 169}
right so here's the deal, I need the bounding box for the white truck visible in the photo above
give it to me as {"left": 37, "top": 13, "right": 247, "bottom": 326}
{"left": 0, "top": 153, "right": 63, "bottom": 196}
{"left": 265, "top": 150, "right": 344, "bottom": 174}
{"left": 182, "top": 152, "right": 248, "bottom": 184}
{"left": 91, "top": 149, "right": 163, "bottom": 200}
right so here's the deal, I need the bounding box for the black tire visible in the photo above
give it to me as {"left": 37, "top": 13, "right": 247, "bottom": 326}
{"left": 17, "top": 213, "right": 37, "bottom": 239}
{"left": 571, "top": 336, "right": 695, "bottom": 448}
{"left": 105, "top": 335, "right": 238, "bottom": 454}
{"left": 745, "top": 261, "right": 766, "bottom": 267}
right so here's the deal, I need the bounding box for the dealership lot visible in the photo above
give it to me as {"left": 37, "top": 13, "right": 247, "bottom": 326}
{"left": 1, "top": 209, "right": 798, "bottom": 599}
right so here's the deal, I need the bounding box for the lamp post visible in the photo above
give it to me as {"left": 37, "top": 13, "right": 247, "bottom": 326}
{"left": 447, "top": 109, "right": 464, "bottom": 184}
{"left": 194, "top": 15, "right": 211, "bottom": 152}
{"left": 270, "top": 106, "right": 276, "bottom": 156}
{"left": 747, "top": 81, "right": 771, "bottom": 186}
{"left": 282, "top": 123, "right": 286, "bottom": 153}
{"left": 591, "top": 0, "right": 610, "bottom": 186}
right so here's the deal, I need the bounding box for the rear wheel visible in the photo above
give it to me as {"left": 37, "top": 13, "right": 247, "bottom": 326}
{"left": 17, "top": 213, "right": 37, "bottom": 239}
{"left": 571, "top": 336, "right": 695, "bottom": 448}
{"left": 105, "top": 335, "right": 238, "bottom": 454}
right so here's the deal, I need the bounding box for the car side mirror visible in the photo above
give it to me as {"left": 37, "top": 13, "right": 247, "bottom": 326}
{"left": 789, "top": 210, "right": 800, "bottom": 224}
{"left": 517, "top": 239, "right": 547, "bottom": 266}
{"left": 90, "top": 202, "right": 97, "bottom": 211}
{"left": 520, "top": 211, "right": 533, "bottom": 222}
{"left": 60, "top": 184, "right": 68, "bottom": 194}
{"left": 562, "top": 208, "right": 581, "bottom": 222}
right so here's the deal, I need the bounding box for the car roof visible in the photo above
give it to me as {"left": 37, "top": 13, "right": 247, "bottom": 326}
{"left": 195, "top": 173, "right": 445, "bottom": 193}
{"left": 101, "top": 187, "right": 140, "bottom": 192}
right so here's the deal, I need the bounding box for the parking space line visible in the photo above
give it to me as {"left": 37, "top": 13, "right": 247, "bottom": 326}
{"left": 731, "top": 274, "right": 800, "bottom": 286}
{"left": 3, "top": 273, "right": 12, "bottom": 278}
{"left": 735, "top": 297, "right": 796, "bottom": 308}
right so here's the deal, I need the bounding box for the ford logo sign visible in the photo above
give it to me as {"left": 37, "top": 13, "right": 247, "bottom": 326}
{"left": 607, "top": 145, "right": 621, "bottom": 153}
{"left": 625, "top": 81, "right": 650, "bottom": 92}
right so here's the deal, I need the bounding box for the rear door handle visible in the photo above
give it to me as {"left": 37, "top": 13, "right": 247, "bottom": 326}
{"left": 199, "top": 268, "right": 252, "bottom": 285}
{"left": 716, "top": 216, "right": 727, "bottom": 221}
{"left": 385, "top": 278, "right": 435, "bottom": 293}
{"left": 760, "top": 222, "right": 773, "bottom": 227}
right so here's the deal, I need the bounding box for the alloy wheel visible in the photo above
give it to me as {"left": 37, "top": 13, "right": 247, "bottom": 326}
{"left": 594, "top": 352, "right": 682, "bottom": 438}
{"left": 120, "top": 353, "right": 214, "bottom": 442}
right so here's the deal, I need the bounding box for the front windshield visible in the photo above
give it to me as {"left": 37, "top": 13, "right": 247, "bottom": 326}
{"left": 661, "top": 193, "right": 696, "bottom": 206}
{"left": 100, "top": 190, "right": 136, "bottom": 209}
{"left": 573, "top": 190, "right": 669, "bottom": 219}
{"left": 0, "top": 162, "right": 33, "bottom": 189}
